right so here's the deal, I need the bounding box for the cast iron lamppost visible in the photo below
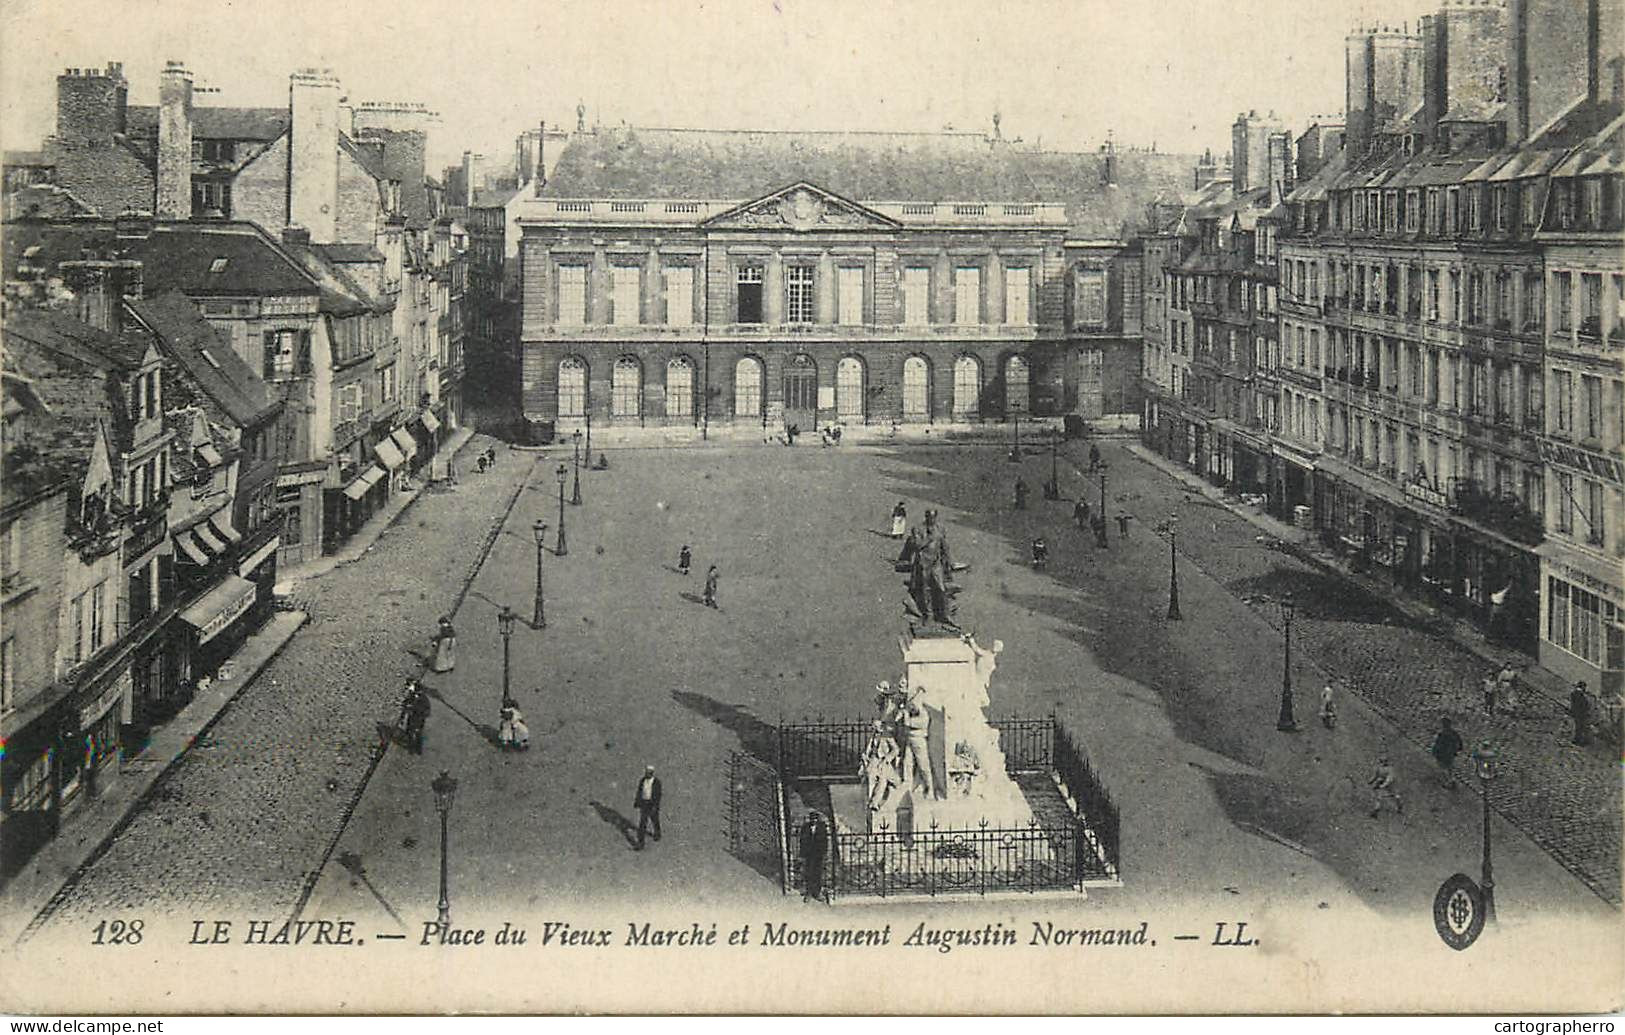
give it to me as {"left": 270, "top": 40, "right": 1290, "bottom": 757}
{"left": 554, "top": 463, "right": 569, "bottom": 556}
{"left": 1473, "top": 741, "right": 1500, "bottom": 923}
{"left": 1277, "top": 594, "right": 1298, "bottom": 731}
{"left": 1161, "top": 516, "right": 1182, "bottom": 621}
{"left": 1045, "top": 427, "right": 1061, "bottom": 500}
{"left": 1097, "top": 460, "right": 1110, "bottom": 550}
{"left": 531, "top": 520, "right": 548, "bottom": 629}
{"left": 497, "top": 605, "right": 516, "bottom": 702}
{"left": 570, "top": 430, "right": 582, "bottom": 505}
{"left": 584, "top": 412, "right": 593, "bottom": 469}
{"left": 431, "top": 769, "right": 457, "bottom": 929}
{"left": 1009, "top": 413, "right": 1022, "bottom": 463}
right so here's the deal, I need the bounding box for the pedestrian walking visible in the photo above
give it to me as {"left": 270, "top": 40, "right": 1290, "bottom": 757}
{"left": 633, "top": 765, "right": 663, "bottom": 849}
{"left": 677, "top": 544, "right": 692, "bottom": 576}
{"left": 1116, "top": 513, "right": 1131, "bottom": 540}
{"left": 1030, "top": 537, "right": 1048, "bottom": 569}
{"left": 429, "top": 615, "right": 456, "bottom": 673}
{"left": 498, "top": 699, "right": 531, "bottom": 751}
{"left": 1481, "top": 674, "right": 1499, "bottom": 717}
{"left": 703, "top": 565, "right": 719, "bottom": 609}
{"left": 401, "top": 679, "right": 431, "bottom": 755}
{"left": 799, "top": 811, "right": 830, "bottom": 903}
{"left": 1073, "top": 498, "right": 1090, "bottom": 530}
{"left": 1367, "top": 756, "right": 1403, "bottom": 817}
{"left": 1496, "top": 662, "right": 1521, "bottom": 714}
{"left": 1318, "top": 683, "right": 1337, "bottom": 729}
{"left": 1569, "top": 681, "right": 1593, "bottom": 746}
{"left": 1014, "top": 478, "right": 1028, "bottom": 510}
{"left": 1430, "top": 717, "right": 1464, "bottom": 788}
{"left": 889, "top": 501, "right": 908, "bottom": 539}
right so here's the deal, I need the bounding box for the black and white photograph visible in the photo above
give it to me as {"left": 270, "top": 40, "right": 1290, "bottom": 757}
{"left": 0, "top": 0, "right": 1621, "bottom": 1019}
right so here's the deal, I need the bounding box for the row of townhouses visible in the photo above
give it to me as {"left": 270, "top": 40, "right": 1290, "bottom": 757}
{"left": 1141, "top": 0, "right": 1623, "bottom": 697}
{"left": 0, "top": 61, "right": 469, "bottom": 876}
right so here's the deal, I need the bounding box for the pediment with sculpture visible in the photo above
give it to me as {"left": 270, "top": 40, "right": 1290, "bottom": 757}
{"left": 702, "top": 182, "right": 900, "bottom": 233}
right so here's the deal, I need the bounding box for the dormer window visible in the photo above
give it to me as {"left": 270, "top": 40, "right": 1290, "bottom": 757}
{"left": 136, "top": 369, "right": 162, "bottom": 421}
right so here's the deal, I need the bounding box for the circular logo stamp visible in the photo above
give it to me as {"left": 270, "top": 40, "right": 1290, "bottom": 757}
{"left": 1433, "top": 872, "right": 1486, "bottom": 951}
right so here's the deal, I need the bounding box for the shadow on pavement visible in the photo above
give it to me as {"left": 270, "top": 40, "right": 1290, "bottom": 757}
{"left": 336, "top": 850, "right": 407, "bottom": 927}
{"left": 590, "top": 801, "right": 639, "bottom": 848}
{"left": 1227, "top": 566, "right": 1423, "bottom": 628}
{"left": 421, "top": 684, "right": 501, "bottom": 747}
{"left": 670, "top": 690, "right": 779, "bottom": 763}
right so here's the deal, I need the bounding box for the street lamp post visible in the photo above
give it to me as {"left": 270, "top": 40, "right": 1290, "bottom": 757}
{"left": 1009, "top": 413, "right": 1022, "bottom": 463}
{"left": 531, "top": 520, "right": 548, "bottom": 629}
{"left": 1473, "top": 742, "right": 1500, "bottom": 923}
{"left": 498, "top": 605, "right": 516, "bottom": 703}
{"left": 571, "top": 430, "right": 582, "bottom": 505}
{"left": 584, "top": 412, "right": 592, "bottom": 468}
{"left": 554, "top": 464, "right": 569, "bottom": 556}
{"left": 1165, "top": 518, "right": 1182, "bottom": 621}
{"left": 1045, "top": 428, "right": 1061, "bottom": 500}
{"left": 431, "top": 769, "right": 457, "bottom": 929}
{"left": 1098, "top": 461, "right": 1109, "bottom": 550}
{"left": 1277, "top": 594, "right": 1298, "bottom": 731}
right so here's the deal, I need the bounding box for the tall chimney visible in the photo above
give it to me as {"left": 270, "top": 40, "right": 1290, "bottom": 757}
{"left": 55, "top": 61, "right": 128, "bottom": 147}
{"left": 537, "top": 120, "right": 547, "bottom": 190}
{"left": 289, "top": 68, "right": 341, "bottom": 244}
{"left": 1267, "top": 131, "right": 1290, "bottom": 206}
{"left": 461, "top": 150, "right": 478, "bottom": 206}
{"left": 156, "top": 61, "right": 193, "bottom": 219}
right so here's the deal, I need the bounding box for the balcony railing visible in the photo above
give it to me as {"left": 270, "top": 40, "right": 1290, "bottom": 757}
{"left": 1448, "top": 478, "right": 1544, "bottom": 545}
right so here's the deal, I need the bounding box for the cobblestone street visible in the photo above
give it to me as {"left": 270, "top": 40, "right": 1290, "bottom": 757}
{"left": 31, "top": 437, "right": 538, "bottom": 929}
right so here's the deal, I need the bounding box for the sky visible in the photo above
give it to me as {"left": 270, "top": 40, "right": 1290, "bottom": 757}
{"left": 1, "top": 0, "right": 1428, "bottom": 175}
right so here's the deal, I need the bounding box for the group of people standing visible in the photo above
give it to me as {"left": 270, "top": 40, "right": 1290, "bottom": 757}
{"left": 675, "top": 544, "right": 721, "bottom": 609}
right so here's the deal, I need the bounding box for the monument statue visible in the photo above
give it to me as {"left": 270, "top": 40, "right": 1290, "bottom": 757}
{"left": 907, "top": 510, "right": 955, "bottom": 627}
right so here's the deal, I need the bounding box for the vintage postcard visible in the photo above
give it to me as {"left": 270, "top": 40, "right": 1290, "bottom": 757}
{"left": 0, "top": 0, "right": 1621, "bottom": 1017}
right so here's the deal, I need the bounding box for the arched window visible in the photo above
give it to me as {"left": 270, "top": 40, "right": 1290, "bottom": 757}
{"left": 611, "top": 357, "right": 641, "bottom": 417}
{"left": 953, "top": 355, "right": 981, "bottom": 418}
{"left": 836, "top": 356, "right": 865, "bottom": 421}
{"left": 1004, "top": 354, "right": 1029, "bottom": 415}
{"left": 666, "top": 356, "right": 694, "bottom": 419}
{"left": 558, "top": 356, "right": 587, "bottom": 417}
{"left": 902, "top": 356, "right": 930, "bottom": 421}
{"left": 734, "top": 357, "right": 763, "bottom": 418}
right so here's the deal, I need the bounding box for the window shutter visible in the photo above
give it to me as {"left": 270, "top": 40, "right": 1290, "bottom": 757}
{"left": 263, "top": 331, "right": 278, "bottom": 379}
{"left": 298, "top": 330, "right": 313, "bottom": 374}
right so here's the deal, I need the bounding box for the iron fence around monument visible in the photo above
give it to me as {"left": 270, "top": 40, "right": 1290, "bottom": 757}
{"left": 778, "top": 714, "right": 1120, "bottom": 897}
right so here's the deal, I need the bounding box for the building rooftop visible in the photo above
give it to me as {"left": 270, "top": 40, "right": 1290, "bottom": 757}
{"left": 125, "top": 291, "right": 281, "bottom": 428}
{"left": 126, "top": 105, "right": 291, "bottom": 142}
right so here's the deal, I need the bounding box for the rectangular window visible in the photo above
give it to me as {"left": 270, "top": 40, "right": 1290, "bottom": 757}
{"left": 1586, "top": 480, "right": 1606, "bottom": 546}
{"left": 837, "top": 266, "right": 864, "bottom": 326}
{"left": 89, "top": 580, "right": 105, "bottom": 651}
{"left": 955, "top": 267, "right": 982, "bottom": 325}
{"left": 1004, "top": 267, "right": 1030, "bottom": 325}
{"left": 785, "top": 265, "right": 814, "bottom": 324}
{"left": 1523, "top": 271, "right": 1543, "bottom": 331}
{"left": 1428, "top": 269, "right": 1440, "bottom": 321}
{"left": 1549, "top": 577, "right": 1571, "bottom": 649}
{"left": 736, "top": 264, "right": 763, "bottom": 324}
{"left": 664, "top": 267, "right": 693, "bottom": 327}
{"left": 1581, "top": 273, "right": 1602, "bottom": 336}
{"left": 1558, "top": 472, "right": 1575, "bottom": 533}
{"left": 1554, "top": 370, "right": 1573, "bottom": 433}
{"left": 903, "top": 267, "right": 930, "bottom": 325}
{"left": 1555, "top": 272, "right": 1573, "bottom": 331}
{"left": 611, "top": 266, "right": 640, "bottom": 326}
{"left": 1582, "top": 375, "right": 1603, "bottom": 440}
{"left": 557, "top": 265, "right": 588, "bottom": 326}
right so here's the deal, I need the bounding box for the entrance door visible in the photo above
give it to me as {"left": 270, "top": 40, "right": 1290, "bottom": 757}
{"left": 782, "top": 354, "right": 817, "bottom": 432}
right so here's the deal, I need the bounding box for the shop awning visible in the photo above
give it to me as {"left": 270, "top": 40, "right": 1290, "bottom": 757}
{"left": 237, "top": 536, "right": 281, "bottom": 577}
{"left": 420, "top": 409, "right": 442, "bottom": 433}
{"left": 176, "top": 532, "right": 211, "bottom": 565}
{"left": 342, "top": 466, "right": 386, "bottom": 500}
{"left": 375, "top": 438, "right": 405, "bottom": 470}
{"left": 390, "top": 427, "right": 419, "bottom": 459}
{"left": 180, "top": 575, "right": 257, "bottom": 645}
{"left": 209, "top": 510, "right": 241, "bottom": 544}
{"left": 194, "top": 521, "right": 227, "bottom": 554}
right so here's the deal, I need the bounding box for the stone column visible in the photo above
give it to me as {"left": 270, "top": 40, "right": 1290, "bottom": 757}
{"left": 765, "top": 251, "right": 784, "bottom": 325}
{"left": 816, "top": 251, "right": 837, "bottom": 325}
{"left": 987, "top": 252, "right": 1005, "bottom": 326}
{"left": 590, "top": 248, "right": 610, "bottom": 325}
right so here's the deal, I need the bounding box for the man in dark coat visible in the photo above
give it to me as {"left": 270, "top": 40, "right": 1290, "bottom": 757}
{"left": 1570, "top": 682, "right": 1593, "bottom": 746}
{"left": 633, "top": 766, "right": 663, "bottom": 849}
{"left": 799, "top": 811, "right": 830, "bottom": 903}
{"left": 1014, "top": 478, "right": 1028, "bottom": 510}
{"left": 1073, "top": 498, "right": 1090, "bottom": 529}
{"left": 1430, "top": 716, "right": 1464, "bottom": 788}
{"left": 402, "top": 680, "right": 431, "bottom": 755}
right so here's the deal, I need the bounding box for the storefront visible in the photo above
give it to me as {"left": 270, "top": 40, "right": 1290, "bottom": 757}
{"left": 390, "top": 426, "right": 422, "bottom": 478}
{"left": 180, "top": 574, "right": 260, "bottom": 680}
{"left": 1538, "top": 545, "right": 1624, "bottom": 697}
{"left": 375, "top": 435, "right": 407, "bottom": 492}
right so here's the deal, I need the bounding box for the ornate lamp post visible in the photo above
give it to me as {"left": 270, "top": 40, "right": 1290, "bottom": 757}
{"left": 1098, "top": 460, "right": 1110, "bottom": 550}
{"left": 1472, "top": 742, "right": 1500, "bottom": 923}
{"left": 1277, "top": 594, "right": 1298, "bottom": 731}
{"left": 1009, "top": 413, "right": 1022, "bottom": 463}
{"left": 570, "top": 430, "right": 583, "bottom": 505}
{"left": 497, "top": 605, "right": 516, "bottom": 703}
{"left": 584, "top": 412, "right": 593, "bottom": 468}
{"left": 554, "top": 464, "right": 569, "bottom": 556}
{"left": 1045, "top": 427, "right": 1061, "bottom": 500}
{"left": 531, "top": 520, "right": 548, "bottom": 629}
{"left": 430, "top": 769, "right": 457, "bottom": 928}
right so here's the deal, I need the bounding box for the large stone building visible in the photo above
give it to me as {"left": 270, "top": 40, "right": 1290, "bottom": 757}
{"left": 513, "top": 126, "right": 1192, "bottom": 439}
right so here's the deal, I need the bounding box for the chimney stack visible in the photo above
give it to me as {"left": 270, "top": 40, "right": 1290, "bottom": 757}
{"left": 461, "top": 150, "right": 480, "bottom": 206}
{"left": 289, "top": 68, "right": 342, "bottom": 244}
{"left": 156, "top": 61, "right": 193, "bottom": 219}
{"left": 55, "top": 61, "right": 128, "bottom": 147}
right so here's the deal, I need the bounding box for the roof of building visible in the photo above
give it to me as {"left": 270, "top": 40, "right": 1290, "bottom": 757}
{"left": 540, "top": 126, "right": 1194, "bottom": 239}
{"left": 1285, "top": 150, "right": 1349, "bottom": 203}
{"left": 37, "top": 139, "right": 155, "bottom": 216}
{"left": 126, "top": 105, "right": 291, "bottom": 142}
{"left": 1, "top": 305, "right": 144, "bottom": 370}
{"left": 314, "top": 242, "right": 387, "bottom": 263}
{"left": 2, "top": 219, "right": 322, "bottom": 299}
{"left": 282, "top": 242, "right": 387, "bottom": 316}
{"left": 339, "top": 133, "right": 394, "bottom": 183}
{"left": 356, "top": 129, "right": 432, "bottom": 229}
{"left": 125, "top": 291, "right": 281, "bottom": 428}
{"left": 471, "top": 185, "right": 522, "bottom": 208}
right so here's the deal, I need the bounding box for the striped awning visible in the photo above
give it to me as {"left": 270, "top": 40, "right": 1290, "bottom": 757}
{"left": 420, "top": 409, "right": 442, "bottom": 433}
{"left": 181, "top": 575, "right": 257, "bottom": 645}
{"left": 194, "top": 521, "right": 227, "bottom": 554}
{"left": 173, "top": 508, "right": 240, "bottom": 566}
{"left": 342, "top": 466, "right": 386, "bottom": 500}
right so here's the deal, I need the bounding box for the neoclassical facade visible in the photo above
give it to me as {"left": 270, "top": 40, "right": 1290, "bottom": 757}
{"left": 515, "top": 127, "right": 1190, "bottom": 436}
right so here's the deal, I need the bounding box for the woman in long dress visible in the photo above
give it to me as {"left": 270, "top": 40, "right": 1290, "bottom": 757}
{"left": 499, "top": 700, "right": 531, "bottom": 751}
{"left": 889, "top": 502, "right": 908, "bottom": 539}
{"left": 430, "top": 615, "right": 456, "bottom": 673}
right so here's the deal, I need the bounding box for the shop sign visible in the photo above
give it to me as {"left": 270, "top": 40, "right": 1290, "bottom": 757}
{"left": 1404, "top": 480, "right": 1449, "bottom": 509}
{"left": 1554, "top": 562, "right": 1623, "bottom": 604}
{"left": 1537, "top": 440, "right": 1624, "bottom": 484}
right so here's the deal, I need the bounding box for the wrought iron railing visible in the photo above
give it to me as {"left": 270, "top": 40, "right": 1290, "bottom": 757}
{"left": 789, "top": 819, "right": 1084, "bottom": 898}
{"left": 1054, "top": 722, "right": 1121, "bottom": 881}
